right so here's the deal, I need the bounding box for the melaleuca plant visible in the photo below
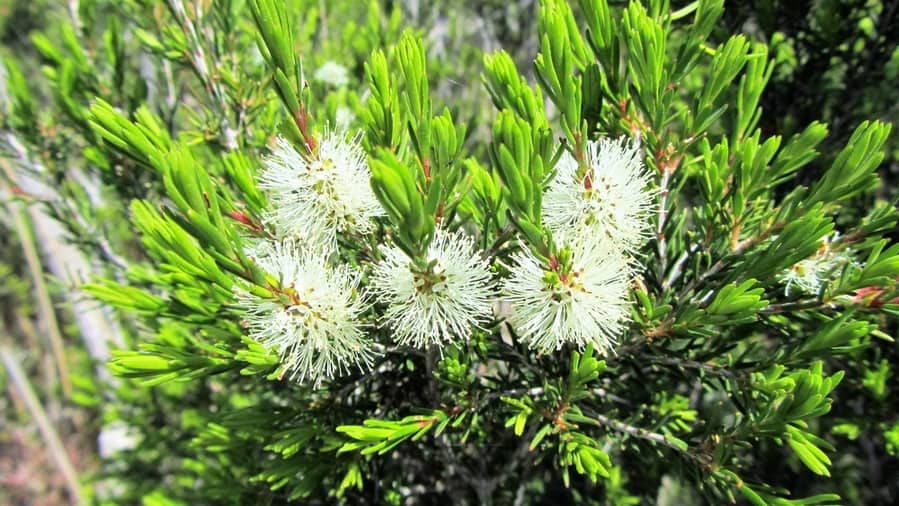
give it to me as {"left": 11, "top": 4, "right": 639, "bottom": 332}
{"left": 2, "top": 0, "right": 898, "bottom": 504}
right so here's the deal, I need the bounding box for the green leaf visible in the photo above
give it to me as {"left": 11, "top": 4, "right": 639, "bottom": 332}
{"left": 806, "top": 121, "right": 891, "bottom": 207}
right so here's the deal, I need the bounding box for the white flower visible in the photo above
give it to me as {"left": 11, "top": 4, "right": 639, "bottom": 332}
{"left": 503, "top": 237, "right": 633, "bottom": 354}
{"left": 370, "top": 228, "right": 494, "bottom": 348}
{"left": 543, "top": 138, "right": 654, "bottom": 254}
{"left": 313, "top": 61, "right": 350, "bottom": 88}
{"left": 97, "top": 421, "right": 139, "bottom": 458}
{"left": 258, "top": 131, "right": 383, "bottom": 250}
{"left": 779, "top": 234, "right": 853, "bottom": 296}
{"left": 237, "top": 240, "right": 376, "bottom": 385}
{"left": 780, "top": 259, "right": 829, "bottom": 296}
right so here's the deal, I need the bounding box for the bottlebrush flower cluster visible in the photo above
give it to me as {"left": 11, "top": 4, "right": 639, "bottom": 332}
{"left": 239, "top": 132, "right": 655, "bottom": 384}
{"left": 543, "top": 138, "right": 654, "bottom": 253}
{"left": 257, "top": 131, "right": 384, "bottom": 250}
{"left": 503, "top": 139, "right": 654, "bottom": 354}
{"left": 778, "top": 233, "right": 855, "bottom": 296}
{"left": 369, "top": 227, "right": 495, "bottom": 348}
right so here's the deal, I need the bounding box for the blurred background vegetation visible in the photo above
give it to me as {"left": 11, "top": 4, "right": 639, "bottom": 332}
{"left": 0, "top": 0, "right": 896, "bottom": 504}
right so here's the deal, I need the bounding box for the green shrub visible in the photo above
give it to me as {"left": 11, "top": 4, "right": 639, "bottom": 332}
{"left": 1, "top": 0, "right": 897, "bottom": 504}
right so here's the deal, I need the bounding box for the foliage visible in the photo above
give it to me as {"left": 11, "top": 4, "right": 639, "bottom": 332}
{"left": 722, "top": 0, "right": 898, "bottom": 176}
{"left": 1, "top": 0, "right": 897, "bottom": 505}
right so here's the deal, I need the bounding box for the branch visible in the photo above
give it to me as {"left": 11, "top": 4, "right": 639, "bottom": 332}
{"left": 760, "top": 298, "right": 839, "bottom": 314}
{"left": 656, "top": 162, "right": 672, "bottom": 273}
{"left": 642, "top": 355, "right": 737, "bottom": 379}
{"left": 675, "top": 223, "right": 783, "bottom": 303}
{"left": 663, "top": 241, "right": 700, "bottom": 290}
{"left": 578, "top": 408, "right": 690, "bottom": 455}
{"left": 167, "top": 0, "right": 238, "bottom": 150}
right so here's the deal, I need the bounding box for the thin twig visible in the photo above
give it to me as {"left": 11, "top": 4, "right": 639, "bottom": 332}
{"left": 760, "top": 298, "right": 838, "bottom": 314}
{"left": 425, "top": 345, "right": 438, "bottom": 402}
{"left": 590, "top": 387, "right": 632, "bottom": 406}
{"left": 318, "top": 0, "right": 329, "bottom": 43}
{"left": 1, "top": 346, "right": 84, "bottom": 505}
{"left": 663, "top": 241, "right": 699, "bottom": 290}
{"left": 579, "top": 407, "right": 689, "bottom": 455}
{"left": 67, "top": 0, "right": 83, "bottom": 34}
{"left": 676, "top": 224, "right": 781, "bottom": 303}
{"left": 167, "top": 0, "right": 238, "bottom": 150}
{"left": 656, "top": 165, "right": 672, "bottom": 273}
{"left": 642, "top": 355, "right": 737, "bottom": 380}
{"left": 480, "top": 386, "right": 544, "bottom": 407}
